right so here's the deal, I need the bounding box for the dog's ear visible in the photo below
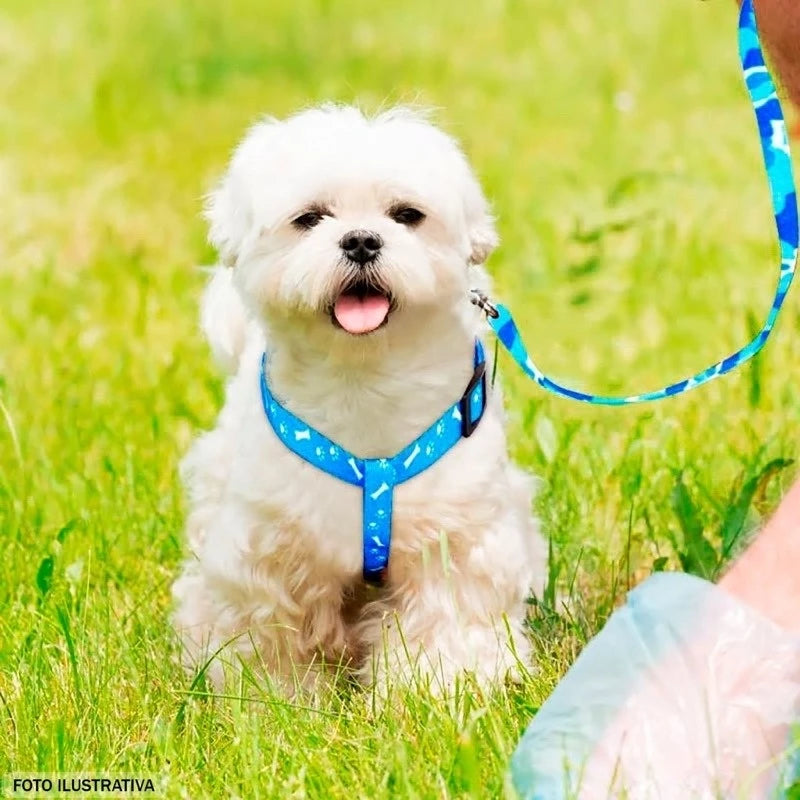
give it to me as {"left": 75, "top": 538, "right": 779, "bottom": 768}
{"left": 463, "top": 176, "right": 499, "bottom": 265}
{"left": 204, "top": 170, "right": 253, "bottom": 268}
{"left": 205, "top": 118, "right": 282, "bottom": 267}
{"left": 467, "top": 212, "right": 499, "bottom": 265}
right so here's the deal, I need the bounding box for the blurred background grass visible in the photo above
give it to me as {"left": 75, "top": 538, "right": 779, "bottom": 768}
{"left": 1, "top": 0, "right": 799, "bottom": 796}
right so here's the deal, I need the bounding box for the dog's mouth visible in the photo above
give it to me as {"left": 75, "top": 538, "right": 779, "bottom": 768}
{"left": 330, "top": 278, "right": 394, "bottom": 335}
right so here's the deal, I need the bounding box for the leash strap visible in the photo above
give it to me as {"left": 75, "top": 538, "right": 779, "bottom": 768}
{"left": 478, "top": 0, "right": 798, "bottom": 406}
{"left": 259, "top": 341, "right": 487, "bottom": 583}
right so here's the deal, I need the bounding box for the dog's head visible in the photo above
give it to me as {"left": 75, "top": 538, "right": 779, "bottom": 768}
{"left": 206, "top": 105, "right": 497, "bottom": 341}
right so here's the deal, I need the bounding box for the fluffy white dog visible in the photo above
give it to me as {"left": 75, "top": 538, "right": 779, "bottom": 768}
{"left": 172, "top": 105, "right": 548, "bottom": 697}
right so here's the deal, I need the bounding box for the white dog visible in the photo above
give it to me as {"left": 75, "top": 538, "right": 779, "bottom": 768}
{"left": 172, "top": 105, "right": 548, "bottom": 697}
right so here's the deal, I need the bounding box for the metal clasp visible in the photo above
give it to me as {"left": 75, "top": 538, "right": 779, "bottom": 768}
{"left": 469, "top": 288, "right": 499, "bottom": 319}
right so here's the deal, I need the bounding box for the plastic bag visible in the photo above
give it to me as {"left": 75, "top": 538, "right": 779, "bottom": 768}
{"left": 511, "top": 572, "right": 800, "bottom": 799}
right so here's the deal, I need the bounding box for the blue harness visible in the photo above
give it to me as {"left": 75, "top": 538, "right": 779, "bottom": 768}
{"left": 259, "top": 342, "right": 487, "bottom": 585}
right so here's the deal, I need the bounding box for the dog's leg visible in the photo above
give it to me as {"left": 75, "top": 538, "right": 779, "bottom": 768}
{"left": 173, "top": 560, "right": 352, "bottom": 698}
{"left": 172, "top": 508, "right": 354, "bottom": 698}
{"left": 356, "top": 505, "right": 545, "bottom": 698}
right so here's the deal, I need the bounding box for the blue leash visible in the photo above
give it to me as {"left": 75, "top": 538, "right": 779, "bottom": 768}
{"left": 473, "top": 0, "right": 799, "bottom": 406}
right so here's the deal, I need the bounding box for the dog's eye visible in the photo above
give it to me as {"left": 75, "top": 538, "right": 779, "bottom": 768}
{"left": 292, "top": 210, "right": 328, "bottom": 230}
{"left": 390, "top": 206, "right": 425, "bottom": 226}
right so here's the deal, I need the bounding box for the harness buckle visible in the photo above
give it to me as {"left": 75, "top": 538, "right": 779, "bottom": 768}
{"left": 460, "top": 361, "right": 486, "bottom": 438}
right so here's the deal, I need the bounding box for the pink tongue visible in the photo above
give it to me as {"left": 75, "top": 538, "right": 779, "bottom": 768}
{"left": 333, "top": 294, "right": 390, "bottom": 334}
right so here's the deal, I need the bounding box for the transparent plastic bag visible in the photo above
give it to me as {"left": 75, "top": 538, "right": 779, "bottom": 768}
{"left": 511, "top": 572, "right": 800, "bottom": 799}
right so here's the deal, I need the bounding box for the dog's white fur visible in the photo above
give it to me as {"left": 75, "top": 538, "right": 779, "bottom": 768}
{"left": 172, "top": 105, "right": 547, "bottom": 696}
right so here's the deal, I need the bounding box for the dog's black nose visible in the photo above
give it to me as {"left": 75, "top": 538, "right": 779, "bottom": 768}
{"left": 340, "top": 230, "right": 383, "bottom": 265}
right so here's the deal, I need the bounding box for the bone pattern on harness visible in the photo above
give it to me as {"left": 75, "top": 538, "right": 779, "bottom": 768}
{"left": 259, "top": 342, "right": 487, "bottom": 584}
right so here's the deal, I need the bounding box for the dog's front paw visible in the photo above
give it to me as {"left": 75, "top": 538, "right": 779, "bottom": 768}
{"left": 360, "top": 616, "right": 533, "bottom": 705}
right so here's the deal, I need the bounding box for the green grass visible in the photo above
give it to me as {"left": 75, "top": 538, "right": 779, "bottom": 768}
{"left": 2, "top": 0, "right": 800, "bottom": 796}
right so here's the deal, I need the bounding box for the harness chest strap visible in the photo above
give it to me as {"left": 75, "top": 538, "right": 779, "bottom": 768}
{"left": 259, "top": 341, "right": 488, "bottom": 585}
